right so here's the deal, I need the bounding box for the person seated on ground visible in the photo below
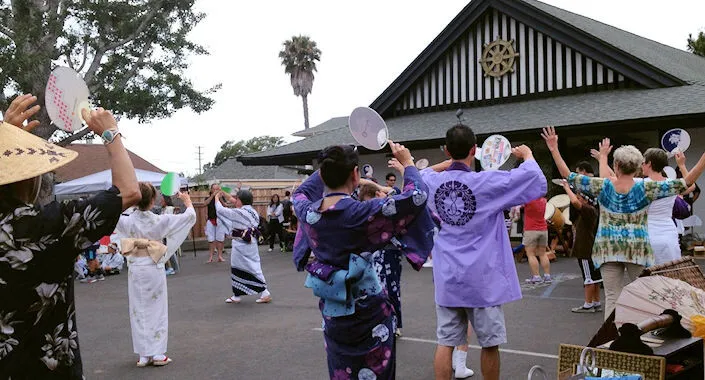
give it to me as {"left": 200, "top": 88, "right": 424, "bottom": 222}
{"left": 284, "top": 214, "right": 298, "bottom": 252}
{"left": 81, "top": 242, "right": 104, "bottom": 283}
{"left": 75, "top": 254, "right": 88, "bottom": 280}
{"left": 100, "top": 242, "right": 124, "bottom": 275}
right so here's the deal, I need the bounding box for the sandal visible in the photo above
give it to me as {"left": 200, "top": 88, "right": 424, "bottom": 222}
{"left": 225, "top": 296, "right": 241, "bottom": 304}
{"left": 255, "top": 295, "right": 272, "bottom": 304}
{"left": 152, "top": 356, "right": 172, "bottom": 366}
{"left": 217, "top": 257, "right": 225, "bottom": 262}
{"left": 206, "top": 259, "right": 214, "bottom": 263}
{"left": 136, "top": 358, "right": 151, "bottom": 367}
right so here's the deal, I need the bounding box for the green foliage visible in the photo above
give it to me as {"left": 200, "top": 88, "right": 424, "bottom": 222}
{"left": 210, "top": 136, "right": 285, "bottom": 168}
{"left": 687, "top": 31, "right": 705, "bottom": 57}
{"left": 0, "top": 0, "right": 219, "bottom": 140}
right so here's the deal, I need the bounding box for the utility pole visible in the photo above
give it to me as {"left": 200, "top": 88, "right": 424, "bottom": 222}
{"left": 196, "top": 146, "right": 203, "bottom": 175}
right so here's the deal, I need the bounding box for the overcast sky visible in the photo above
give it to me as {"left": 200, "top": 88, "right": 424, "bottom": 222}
{"left": 114, "top": 0, "right": 705, "bottom": 176}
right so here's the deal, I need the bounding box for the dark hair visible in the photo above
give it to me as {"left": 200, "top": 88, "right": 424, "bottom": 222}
{"left": 575, "top": 161, "right": 595, "bottom": 175}
{"left": 163, "top": 195, "right": 174, "bottom": 207}
{"left": 445, "top": 124, "right": 477, "bottom": 160}
{"left": 643, "top": 148, "right": 668, "bottom": 172}
{"left": 138, "top": 182, "right": 157, "bottom": 211}
{"left": 237, "top": 189, "right": 253, "bottom": 206}
{"left": 319, "top": 145, "right": 359, "bottom": 189}
{"left": 270, "top": 194, "right": 280, "bottom": 206}
{"left": 285, "top": 190, "right": 291, "bottom": 197}
{"left": 385, "top": 173, "right": 396, "bottom": 181}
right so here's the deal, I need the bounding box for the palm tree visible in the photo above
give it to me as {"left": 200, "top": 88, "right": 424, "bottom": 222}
{"left": 279, "top": 35, "right": 322, "bottom": 130}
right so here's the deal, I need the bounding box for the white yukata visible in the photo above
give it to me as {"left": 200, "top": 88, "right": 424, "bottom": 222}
{"left": 640, "top": 179, "right": 681, "bottom": 265}
{"left": 215, "top": 200, "right": 269, "bottom": 297}
{"left": 115, "top": 207, "right": 196, "bottom": 357}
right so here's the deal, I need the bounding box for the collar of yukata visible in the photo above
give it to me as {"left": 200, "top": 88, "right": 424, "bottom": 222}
{"left": 447, "top": 161, "right": 473, "bottom": 172}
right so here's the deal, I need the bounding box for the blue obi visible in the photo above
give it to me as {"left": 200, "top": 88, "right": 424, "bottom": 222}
{"left": 304, "top": 253, "right": 383, "bottom": 317}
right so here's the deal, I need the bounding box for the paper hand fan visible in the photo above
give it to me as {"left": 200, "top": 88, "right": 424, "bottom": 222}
{"left": 362, "top": 164, "right": 374, "bottom": 178}
{"left": 663, "top": 166, "right": 677, "bottom": 180}
{"left": 221, "top": 186, "right": 232, "bottom": 194}
{"left": 415, "top": 158, "right": 429, "bottom": 170}
{"left": 45, "top": 66, "right": 91, "bottom": 132}
{"left": 479, "top": 135, "right": 512, "bottom": 171}
{"left": 551, "top": 179, "right": 566, "bottom": 186}
{"left": 160, "top": 172, "right": 180, "bottom": 196}
{"left": 349, "top": 107, "right": 389, "bottom": 150}
{"left": 662, "top": 129, "right": 691, "bottom": 156}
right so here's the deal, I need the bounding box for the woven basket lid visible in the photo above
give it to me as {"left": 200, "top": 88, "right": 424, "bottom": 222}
{"left": 0, "top": 122, "right": 78, "bottom": 186}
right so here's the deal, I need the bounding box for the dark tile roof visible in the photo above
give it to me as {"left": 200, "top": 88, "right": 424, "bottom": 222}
{"left": 201, "top": 158, "right": 304, "bottom": 181}
{"left": 54, "top": 144, "right": 164, "bottom": 182}
{"left": 292, "top": 116, "right": 348, "bottom": 137}
{"left": 241, "top": 83, "right": 705, "bottom": 164}
{"left": 521, "top": 0, "right": 705, "bottom": 82}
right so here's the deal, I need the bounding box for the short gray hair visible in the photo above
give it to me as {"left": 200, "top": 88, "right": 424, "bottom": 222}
{"left": 613, "top": 145, "right": 643, "bottom": 175}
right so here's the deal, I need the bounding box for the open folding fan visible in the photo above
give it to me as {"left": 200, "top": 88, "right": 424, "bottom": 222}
{"left": 615, "top": 276, "right": 705, "bottom": 333}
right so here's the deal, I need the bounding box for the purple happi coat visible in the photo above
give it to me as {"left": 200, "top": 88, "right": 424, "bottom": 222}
{"left": 292, "top": 166, "right": 434, "bottom": 380}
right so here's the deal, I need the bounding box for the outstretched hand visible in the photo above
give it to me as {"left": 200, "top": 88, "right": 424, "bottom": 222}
{"left": 387, "top": 158, "right": 405, "bottom": 173}
{"left": 511, "top": 145, "right": 533, "bottom": 160}
{"left": 81, "top": 108, "right": 117, "bottom": 136}
{"left": 388, "top": 140, "right": 413, "bottom": 167}
{"left": 675, "top": 151, "right": 686, "bottom": 167}
{"left": 541, "top": 126, "right": 558, "bottom": 152}
{"left": 598, "top": 138, "right": 612, "bottom": 158}
{"left": 3, "top": 94, "right": 41, "bottom": 131}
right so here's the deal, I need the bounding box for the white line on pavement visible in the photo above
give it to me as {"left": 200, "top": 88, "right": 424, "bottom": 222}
{"left": 311, "top": 328, "right": 559, "bottom": 360}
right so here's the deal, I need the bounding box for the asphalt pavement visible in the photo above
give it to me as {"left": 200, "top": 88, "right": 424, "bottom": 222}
{"left": 75, "top": 248, "right": 607, "bottom": 379}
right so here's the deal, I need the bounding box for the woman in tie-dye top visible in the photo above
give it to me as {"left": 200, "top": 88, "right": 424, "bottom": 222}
{"left": 542, "top": 127, "right": 705, "bottom": 320}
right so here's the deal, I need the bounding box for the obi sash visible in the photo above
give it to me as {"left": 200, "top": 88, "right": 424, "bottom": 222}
{"left": 304, "top": 253, "right": 383, "bottom": 317}
{"left": 121, "top": 238, "right": 167, "bottom": 264}
{"left": 232, "top": 227, "right": 261, "bottom": 243}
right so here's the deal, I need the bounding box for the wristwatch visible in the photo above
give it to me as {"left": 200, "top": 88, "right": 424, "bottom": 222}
{"left": 101, "top": 129, "right": 123, "bottom": 145}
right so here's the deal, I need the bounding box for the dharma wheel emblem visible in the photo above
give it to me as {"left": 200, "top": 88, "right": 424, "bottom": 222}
{"left": 480, "top": 38, "right": 519, "bottom": 78}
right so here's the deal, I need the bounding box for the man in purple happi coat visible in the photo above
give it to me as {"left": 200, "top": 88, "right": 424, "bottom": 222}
{"left": 420, "top": 125, "right": 546, "bottom": 380}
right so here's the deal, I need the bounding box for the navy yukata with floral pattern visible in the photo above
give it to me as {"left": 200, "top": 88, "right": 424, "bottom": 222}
{"left": 0, "top": 187, "right": 122, "bottom": 379}
{"left": 292, "top": 166, "right": 434, "bottom": 380}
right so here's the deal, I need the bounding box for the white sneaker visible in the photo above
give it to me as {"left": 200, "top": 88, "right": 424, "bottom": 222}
{"left": 422, "top": 258, "right": 433, "bottom": 268}
{"left": 267, "top": 248, "right": 273, "bottom": 252}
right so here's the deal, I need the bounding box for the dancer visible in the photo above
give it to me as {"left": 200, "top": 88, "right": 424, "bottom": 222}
{"left": 542, "top": 126, "right": 705, "bottom": 319}
{"left": 115, "top": 183, "right": 196, "bottom": 367}
{"left": 216, "top": 189, "right": 273, "bottom": 304}
{"left": 561, "top": 174, "right": 602, "bottom": 313}
{"left": 0, "top": 96, "right": 140, "bottom": 379}
{"left": 422, "top": 125, "right": 545, "bottom": 380}
{"left": 292, "top": 142, "right": 434, "bottom": 380}
{"left": 266, "top": 194, "right": 285, "bottom": 252}
{"left": 522, "top": 196, "right": 551, "bottom": 284}
{"left": 204, "top": 183, "right": 226, "bottom": 263}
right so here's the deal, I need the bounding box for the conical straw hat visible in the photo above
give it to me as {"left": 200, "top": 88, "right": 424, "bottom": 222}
{"left": 0, "top": 122, "right": 78, "bottom": 186}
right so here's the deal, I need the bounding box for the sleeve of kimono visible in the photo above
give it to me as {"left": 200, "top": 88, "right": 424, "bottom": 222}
{"left": 60, "top": 186, "right": 124, "bottom": 250}
{"left": 644, "top": 179, "right": 687, "bottom": 201}
{"left": 292, "top": 171, "right": 324, "bottom": 271}
{"left": 101, "top": 253, "right": 124, "bottom": 271}
{"left": 215, "top": 200, "right": 255, "bottom": 227}
{"left": 567, "top": 172, "right": 605, "bottom": 199}
{"left": 495, "top": 160, "right": 548, "bottom": 211}
{"left": 158, "top": 207, "right": 197, "bottom": 260}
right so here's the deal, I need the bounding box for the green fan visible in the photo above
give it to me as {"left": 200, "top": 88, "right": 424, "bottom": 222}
{"left": 160, "top": 172, "right": 180, "bottom": 196}
{"left": 221, "top": 186, "right": 233, "bottom": 194}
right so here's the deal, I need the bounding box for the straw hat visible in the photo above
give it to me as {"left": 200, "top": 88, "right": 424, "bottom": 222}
{"left": 0, "top": 122, "right": 78, "bottom": 186}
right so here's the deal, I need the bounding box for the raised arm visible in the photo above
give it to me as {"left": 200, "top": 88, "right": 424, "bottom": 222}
{"left": 562, "top": 180, "right": 582, "bottom": 209}
{"left": 541, "top": 126, "right": 570, "bottom": 178}
{"left": 675, "top": 151, "right": 690, "bottom": 179}
{"left": 82, "top": 108, "right": 140, "bottom": 211}
{"left": 684, "top": 151, "right": 705, "bottom": 186}
{"left": 292, "top": 170, "right": 325, "bottom": 219}
{"left": 497, "top": 145, "right": 548, "bottom": 210}
{"left": 429, "top": 159, "right": 453, "bottom": 173}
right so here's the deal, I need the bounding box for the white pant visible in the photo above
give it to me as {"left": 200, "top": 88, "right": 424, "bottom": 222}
{"left": 599, "top": 262, "right": 644, "bottom": 321}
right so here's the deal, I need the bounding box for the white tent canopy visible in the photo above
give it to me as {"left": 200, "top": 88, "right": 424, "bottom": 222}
{"left": 54, "top": 169, "right": 187, "bottom": 195}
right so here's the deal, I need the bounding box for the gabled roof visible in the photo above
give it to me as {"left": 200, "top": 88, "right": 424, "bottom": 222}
{"left": 292, "top": 117, "right": 348, "bottom": 137}
{"left": 370, "top": 0, "right": 705, "bottom": 116}
{"left": 201, "top": 158, "right": 304, "bottom": 181}
{"left": 54, "top": 143, "right": 164, "bottom": 182}
{"left": 240, "top": 83, "right": 705, "bottom": 165}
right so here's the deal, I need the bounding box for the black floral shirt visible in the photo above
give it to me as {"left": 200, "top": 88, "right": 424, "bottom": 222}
{"left": 0, "top": 187, "right": 122, "bottom": 380}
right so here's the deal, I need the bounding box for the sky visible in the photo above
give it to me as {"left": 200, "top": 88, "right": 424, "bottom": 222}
{"left": 113, "top": 0, "right": 705, "bottom": 176}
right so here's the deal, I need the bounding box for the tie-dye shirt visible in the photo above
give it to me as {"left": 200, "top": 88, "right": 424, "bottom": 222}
{"left": 567, "top": 173, "right": 686, "bottom": 269}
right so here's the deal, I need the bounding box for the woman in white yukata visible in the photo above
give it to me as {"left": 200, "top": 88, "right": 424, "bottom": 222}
{"left": 115, "top": 182, "right": 196, "bottom": 367}
{"left": 215, "top": 189, "right": 273, "bottom": 304}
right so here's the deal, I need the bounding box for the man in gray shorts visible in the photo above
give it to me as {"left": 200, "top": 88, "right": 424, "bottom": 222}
{"left": 420, "top": 125, "right": 546, "bottom": 380}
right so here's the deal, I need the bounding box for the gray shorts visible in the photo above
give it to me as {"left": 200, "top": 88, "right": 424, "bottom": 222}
{"left": 436, "top": 305, "right": 507, "bottom": 348}
{"left": 522, "top": 230, "right": 548, "bottom": 247}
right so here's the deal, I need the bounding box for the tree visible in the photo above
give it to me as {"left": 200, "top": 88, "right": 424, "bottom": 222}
{"left": 278, "top": 35, "right": 321, "bottom": 130}
{"left": 209, "top": 136, "right": 285, "bottom": 168}
{"left": 687, "top": 31, "right": 705, "bottom": 57}
{"left": 0, "top": 0, "right": 220, "bottom": 143}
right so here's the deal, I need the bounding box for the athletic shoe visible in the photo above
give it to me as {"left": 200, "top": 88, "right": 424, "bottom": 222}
{"left": 394, "top": 328, "right": 402, "bottom": 338}
{"left": 571, "top": 305, "right": 596, "bottom": 313}
{"left": 80, "top": 276, "right": 97, "bottom": 284}
{"left": 422, "top": 258, "right": 433, "bottom": 268}
{"left": 543, "top": 274, "right": 552, "bottom": 284}
{"left": 267, "top": 248, "right": 273, "bottom": 252}
{"left": 96, "top": 274, "right": 105, "bottom": 281}
{"left": 525, "top": 275, "right": 542, "bottom": 284}
{"left": 592, "top": 303, "right": 603, "bottom": 312}
{"left": 165, "top": 268, "right": 175, "bottom": 276}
